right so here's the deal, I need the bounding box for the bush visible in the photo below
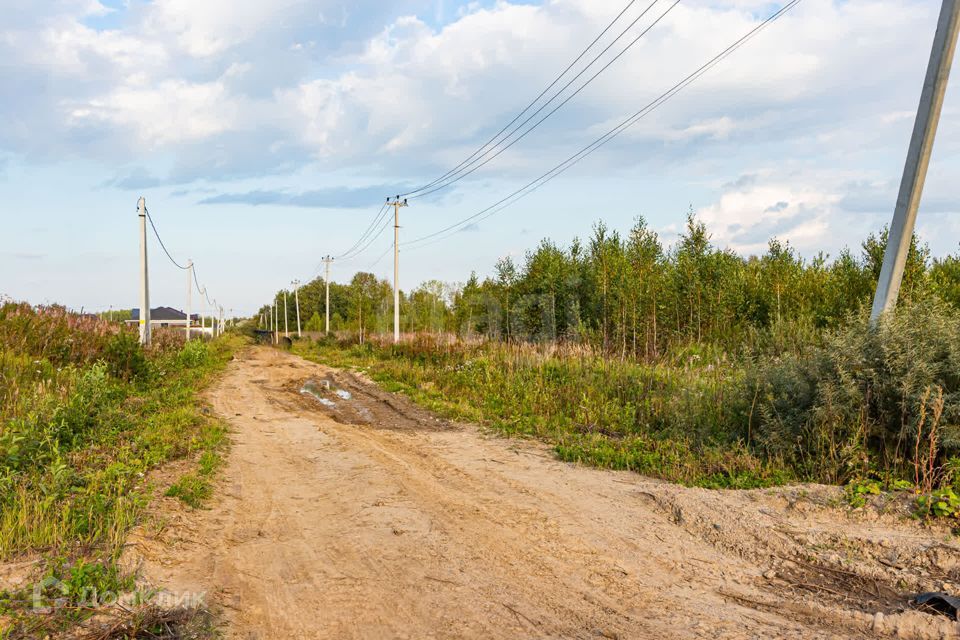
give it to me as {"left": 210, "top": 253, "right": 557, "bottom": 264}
{"left": 103, "top": 330, "right": 148, "bottom": 381}
{"left": 178, "top": 339, "right": 209, "bottom": 368}
{"left": 750, "top": 300, "right": 960, "bottom": 482}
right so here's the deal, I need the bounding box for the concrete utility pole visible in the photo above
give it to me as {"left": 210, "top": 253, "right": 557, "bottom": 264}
{"left": 872, "top": 0, "right": 960, "bottom": 322}
{"left": 137, "top": 197, "right": 152, "bottom": 346}
{"left": 274, "top": 300, "right": 279, "bottom": 344}
{"left": 322, "top": 256, "right": 334, "bottom": 335}
{"left": 283, "top": 291, "right": 289, "bottom": 338}
{"left": 292, "top": 280, "right": 302, "bottom": 338}
{"left": 186, "top": 260, "right": 193, "bottom": 342}
{"left": 388, "top": 197, "right": 408, "bottom": 344}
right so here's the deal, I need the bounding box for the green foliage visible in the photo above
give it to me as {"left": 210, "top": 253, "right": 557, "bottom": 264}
{"left": 845, "top": 478, "right": 882, "bottom": 508}
{"left": 916, "top": 487, "right": 960, "bottom": 518}
{"left": 0, "top": 304, "right": 241, "bottom": 637}
{"left": 264, "top": 214, "right": 960, "bottom": 361}
{"left": 0, "top": 304, "right": 241, "bottom": 558}
{"left": 177, "top": 339, "right": 210, "bottom": 368}
{"left": 305, "top": 312, "right": 323, "bottom": 332}
{"left": 268, "top": 216, "right": 960, "bottom": 497}
{"left": 297, "top": 336, "right": 789, "bottom": 489}
{"left": 749, "top": 301, "right": 960, "bottom": 482}
{"left": 165, "top": 474, "right": 213, "bottom": 509}
{"left": 103, "top": 330, "right": 149, "bottom": 381}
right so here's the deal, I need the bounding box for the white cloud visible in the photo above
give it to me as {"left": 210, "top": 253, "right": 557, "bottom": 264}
{"left": 697, "top": 180, "right": 840, "bottom": 255}
{"left": 71, "top": 77, "right": 240, "bottom": 146}
{"left": 143, "top": 0, "right": 321, "bottom": 57}
{"left": 0, "top": 0, "right": 950, "bottom": 210}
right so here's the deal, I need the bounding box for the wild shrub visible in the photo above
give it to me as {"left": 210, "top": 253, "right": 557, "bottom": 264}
{"left": 749, "top": 300, "right": 960, "bottom": 482}
{"left": 103, "top": 331, "right": 148, "bottom": 381}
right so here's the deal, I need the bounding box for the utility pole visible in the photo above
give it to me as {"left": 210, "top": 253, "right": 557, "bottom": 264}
{"left": 283, "top": 291, "right": 289, "bottom": 338}
{"left": 388, "top": 196, "right": 408, "bottom": 344}
{"left": 322, "top": 256, "right": 334, "bottom": 335}
{"left": 137, "top": 197, "right": 151, "bottom": 346}
{"left": 872, "top": 0, "right": 960, "bottom": 322}
{"left": 274, "top": 300, "right": 279, "bottom": 344}
{"left": 292, "top": 280, "right": 302, "bottom": 338}
{"left": 186, "top": 260, "right": 193, "bottom": 342}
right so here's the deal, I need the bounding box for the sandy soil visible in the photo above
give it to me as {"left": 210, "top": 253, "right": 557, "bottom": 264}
{"left": 123, "top": 346, "right": 960, "bottom": 639}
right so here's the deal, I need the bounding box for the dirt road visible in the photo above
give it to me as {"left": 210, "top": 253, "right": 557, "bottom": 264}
{"left": 128, "top": 347, "right": 960, "bottom": 639}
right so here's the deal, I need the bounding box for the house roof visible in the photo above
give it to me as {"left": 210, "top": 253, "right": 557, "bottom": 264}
{"left": 130, "top": 307, "right": 200, "bottom": 321}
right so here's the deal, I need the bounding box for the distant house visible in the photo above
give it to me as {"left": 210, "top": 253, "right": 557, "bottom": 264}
{"left": 127, "top": 307, "right": 201, "bottom": 329}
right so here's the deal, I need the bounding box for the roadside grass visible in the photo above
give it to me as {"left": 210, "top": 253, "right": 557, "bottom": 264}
{"left": 0, "top": 302, "right": 242, "bottom": 637}
{"left": 297, "top": 300, "right": 960, "bottom": 502}
{"left": 295, "top": 336, "right": 792, "bottom": 489}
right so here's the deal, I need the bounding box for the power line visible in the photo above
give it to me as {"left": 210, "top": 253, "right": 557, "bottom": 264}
{"left": 369, "top": 240, "right": 395, "bottom": 269}
{"left": 145, "top": 205, "right": 217, "bottom": 304}
{"left": 402, "top": 0, "right": 644, "bottom": 197}
{"left": 192, "top": 262, "right": 214, "bottom": 305}
{"left": 145, "top": 208, "right": 189, "bottom": 270}
{"left": 403, "top": 0, "right": 803, "bottom": 249}
{"left": 334, "top": 0, "right": 663, "bottom": 268}
{"left": 405, "top": 0, "right": 674, "bottom": 201}
{"left": 340, "top": 212, "right": 394, "bottom": 263}
{"left": 336, "top": 200, "right": 390, "bottom": 260}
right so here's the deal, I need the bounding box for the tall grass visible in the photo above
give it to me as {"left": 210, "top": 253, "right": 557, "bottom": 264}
{"left": 299, "top": 334, "right": 789, "bottom": 488}
{"left": 301, "top": 301, "right": 960, "bottom": 489}
{"left": 0, "top": 303, "right": 241, "bottom": 636}
{"left": 0, "top": 303, "right": 239, "bottom": 554}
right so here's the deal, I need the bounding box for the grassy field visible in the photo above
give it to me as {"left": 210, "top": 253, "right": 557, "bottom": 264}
{"left": 296, "top": 336, "right": 791, "bottom": 489}
{"left": 297, "top": 300, "right": 960, "bottom": 495}
{"left": 0, "top": 302, "right": 242, "bottom": 638}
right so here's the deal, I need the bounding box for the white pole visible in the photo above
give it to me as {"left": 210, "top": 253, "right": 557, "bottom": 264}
{"left": 394, "top": 201, "right": 399, "bottom": 343}
{"left": 293, "top": 281, "right": 302, "bottom": 338}
{"left": 323, "top": 256, "right": 333, "bottom": 335}
{"left": 390, "top": 198, "right": 407, "bottom": 344}
{"left": 872, "top": 0, "right": 960, "bottom": 322}
{"left": 138, "top": 197, "right": 151, "bottom": 346}
{"left": 283, "top": 291, "right": 289, "bottom": 338}
{"left": 186, "top": 260, "right": 193, "bottom": 342}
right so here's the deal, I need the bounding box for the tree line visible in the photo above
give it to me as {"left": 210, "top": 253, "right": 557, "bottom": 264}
{"left": 262, "top": 213, "right": 960, "bottom": 357}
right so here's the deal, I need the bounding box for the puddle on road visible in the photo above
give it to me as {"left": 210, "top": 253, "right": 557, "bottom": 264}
{"left": 300, "top": 380, "right": 337, "bottom": 408}
{"left": 335, "top": 389, "right": 352, "bottom": 400}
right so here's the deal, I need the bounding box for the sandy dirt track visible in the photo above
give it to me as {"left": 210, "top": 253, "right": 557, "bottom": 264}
{"left": 127, "top": 347, "right": 960, "bottom": 639}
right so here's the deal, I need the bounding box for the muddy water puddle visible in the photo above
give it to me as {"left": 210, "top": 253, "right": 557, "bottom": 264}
{"left": 299, "top": 378, "right": 371, "bottom": 423}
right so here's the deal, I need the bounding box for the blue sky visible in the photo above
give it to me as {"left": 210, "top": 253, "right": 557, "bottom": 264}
{"left": 2, "top": 0, "right": 958, "bottom": 316}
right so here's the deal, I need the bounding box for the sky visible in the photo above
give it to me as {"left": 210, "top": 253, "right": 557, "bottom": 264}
{"left": 1, "top": 0, "right": 958, "bottom": 316}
